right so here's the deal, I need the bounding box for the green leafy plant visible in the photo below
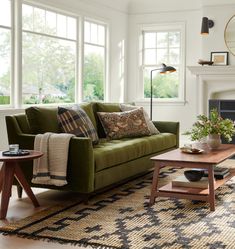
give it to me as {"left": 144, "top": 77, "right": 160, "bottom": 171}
{"left": 183, "top": 109, "right": 235, "bottom": 142}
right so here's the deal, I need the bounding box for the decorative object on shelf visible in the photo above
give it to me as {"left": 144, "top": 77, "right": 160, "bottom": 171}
{"left": 224, "top": 14, "right": 235, "bottom": 56}
{"left": 201, "top": 17, "right": 214, "bottom": 35}
{"left": 184, "top": 169, "right": 204, "bottom": 182}
{"left": 172, "top": 175, "right": 210, "bottom": 188}
{"left": 210, "top": 51, "right": 229, "bottom": 66}
{"left": 183, "top": 108, "right": 235, "bottom": 149}
{"left": 150, "top": 63, "right": 176, "bottom": 120}
{"left": 204, "top": 167, "right": 230, "bottom": 180}
{"left": 198, "top": 59, "right": 213, "bottom": 66}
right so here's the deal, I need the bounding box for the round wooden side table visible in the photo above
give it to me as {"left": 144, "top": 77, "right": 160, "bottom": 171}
{"left": 0, "top": 150, "right": 43, "bottom": 219}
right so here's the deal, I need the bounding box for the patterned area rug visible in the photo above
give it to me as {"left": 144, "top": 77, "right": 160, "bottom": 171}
{"left": 0, "top": 167, "right": 235, "bottom": 249}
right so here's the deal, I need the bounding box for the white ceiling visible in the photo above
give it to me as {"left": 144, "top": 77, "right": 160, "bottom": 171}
{"left": 88, "top": 0, "right": 235, "bottom": 13}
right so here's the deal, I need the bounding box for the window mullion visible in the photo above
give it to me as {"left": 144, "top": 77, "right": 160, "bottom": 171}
{"left": 155, "top": 32, "right": 157, "bottom": 65}
{"left": 77, "top": 16, "right": 83, "bottom": 102}
{"left": 14, "top": 0, "right": 22, "bottom": 108}
{"left": 104, "top": 25, "right": 108, "bottom": 102}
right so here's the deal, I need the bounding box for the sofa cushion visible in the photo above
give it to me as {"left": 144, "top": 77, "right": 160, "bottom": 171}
{"left": 120, "top": 104, "right": 160, "bottom": 135}
{"left": 94, "top": 103, "right": 121, "bottom": 138}
{"left": 25, "top": 103, "right": 96, "bottom": 134}
{"left": 15, "top": 114, "right": 32, "bottom": 134}
{"left": 79, "top": 103, "right": 97, "bottom": 130}
{"left": 94, "top": 133, "right": 176, "bottom": 172}
{"left": 57, "top": 106, "right": 99, "bottom": 144}
{"left": 26, "top": 107, "right": 59, "bottom": 134}
{"left": 97, "top": 108, "right": 150, "bottom": 139}
{"left": 96, "top": 102, "right": 121, "bottom": 112}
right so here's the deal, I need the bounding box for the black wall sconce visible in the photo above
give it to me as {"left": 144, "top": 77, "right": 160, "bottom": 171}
{"left": 201, "top": 17, "right": 214, "bottom": 35}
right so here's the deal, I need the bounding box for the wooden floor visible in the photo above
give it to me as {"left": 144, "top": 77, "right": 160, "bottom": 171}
{"left": 0, "top": 186, "right": 91, "bottom": 249}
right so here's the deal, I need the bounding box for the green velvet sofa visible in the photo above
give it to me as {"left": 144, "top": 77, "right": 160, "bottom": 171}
{"left": 5, "top": 102, "right": 179, "bottom": 196}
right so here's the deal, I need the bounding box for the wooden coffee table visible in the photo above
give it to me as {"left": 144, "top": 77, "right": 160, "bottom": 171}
{"left": 149, "top": 144, "right": 235, "bottom": 211}
{"left": 0, "top": 150, "right": 43, "bottom": 219}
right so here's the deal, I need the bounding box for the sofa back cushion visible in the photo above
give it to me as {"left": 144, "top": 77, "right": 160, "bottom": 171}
{"left": 57, "top": 106, "right": 99, "bottom": 144}
{"left": 26, "top": 103, "right": 97, "bottom": 134}
{"left": 26, "top": 107, "right": 59, "bottom": 134}
{"left": 15, "top": 114, "right": 32, "bottom": 134}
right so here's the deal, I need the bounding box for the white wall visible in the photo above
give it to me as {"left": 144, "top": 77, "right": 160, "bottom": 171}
{"left": 202, "top": 4, "right": 235, "bottom": 64}
{"left": 0, "top": 0, "right": 128, "bottom": 150}
{"left": 127, "top": 1, "right": 235, "bottom": 135}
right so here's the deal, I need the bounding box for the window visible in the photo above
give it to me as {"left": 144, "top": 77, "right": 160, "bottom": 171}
{"left": 22, "top": 4, "right": 77, "bottom": 104}
{"left": 0, "top": 0, "right": 11, "bottom": 105}
{"left": 141, "top": 23, "right": 185, "bottom": 101}
{"left": 83, "top": 20, "right": 106, "bottom": 101}
{"left": 0, "top": 1, "right": 109, "bottom": 109}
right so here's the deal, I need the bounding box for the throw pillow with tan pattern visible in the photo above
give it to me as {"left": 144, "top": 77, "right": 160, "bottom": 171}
{"left": 97, "top": 108, "right": 151, "bottom": 139}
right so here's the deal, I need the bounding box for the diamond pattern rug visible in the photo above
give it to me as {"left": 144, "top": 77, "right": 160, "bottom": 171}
{"left": 0, "top": 167, "right": 235, "bottom": 249}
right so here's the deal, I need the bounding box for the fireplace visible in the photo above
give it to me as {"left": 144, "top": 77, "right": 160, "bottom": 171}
{"left": 188, "top": 65, "right": 235, "bottom": 115}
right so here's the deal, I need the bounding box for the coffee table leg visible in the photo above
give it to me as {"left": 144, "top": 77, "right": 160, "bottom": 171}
{"left": 0, "top": 164, "right": 15, "bottom": 219}
{"left": 208, "top": 166, "right": 215, "bottom": 211}
{"left": 0, "top": 164, "right": 4, "bottom": 193}
{"left": 14, "top": 164, "right": 40, "bottom": 208}
{"left": 149, "top": 164, "right": 161, "bottom": 206}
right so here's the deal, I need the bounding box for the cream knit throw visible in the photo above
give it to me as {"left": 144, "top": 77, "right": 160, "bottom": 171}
{"left": 32, "top": 132, "right": 74, "bottom": 186}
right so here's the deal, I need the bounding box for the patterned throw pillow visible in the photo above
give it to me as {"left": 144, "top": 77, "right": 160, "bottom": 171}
{"left": 57, "top": 106, "right": 99, "bottom": 145}
{"left": 97, "top": 108, "right": 151, "bottom": 139}
{"left": 119, "top": 104, "right": 160, "bottom": 135}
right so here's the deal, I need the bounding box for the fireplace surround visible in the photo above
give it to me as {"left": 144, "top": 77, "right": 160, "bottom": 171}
{"left": 188, "top": 65, "right": 235, "bottom": 115}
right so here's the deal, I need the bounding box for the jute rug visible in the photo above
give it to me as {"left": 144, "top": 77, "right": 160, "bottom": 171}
{"left": 0, "top": 167, "right": 235, "bottom": 249}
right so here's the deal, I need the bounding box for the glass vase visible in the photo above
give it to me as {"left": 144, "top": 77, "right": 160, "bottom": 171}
{"left": 207, "top": 134, "right": 221, "bottom": 149}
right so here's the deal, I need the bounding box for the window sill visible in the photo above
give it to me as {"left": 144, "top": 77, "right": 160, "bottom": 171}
{"left": 135, "top": 99, "right": 186, "bottom": 106}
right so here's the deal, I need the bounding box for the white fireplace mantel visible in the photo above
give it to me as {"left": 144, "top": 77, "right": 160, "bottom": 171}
{"left": 188, "top": 65, "right": 235, "bottom": 76}
{"left": 187, "top": 66, "right": 235, "bottom": 115}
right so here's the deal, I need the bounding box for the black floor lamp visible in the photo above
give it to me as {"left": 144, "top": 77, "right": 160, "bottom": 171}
{"left": 150, "top": 63, "right": 176, "bottom": 120}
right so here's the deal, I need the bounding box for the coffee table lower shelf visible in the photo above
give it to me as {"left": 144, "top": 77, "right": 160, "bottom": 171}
{"left": 158, "top": 172, "right": 235, "bottom": 201}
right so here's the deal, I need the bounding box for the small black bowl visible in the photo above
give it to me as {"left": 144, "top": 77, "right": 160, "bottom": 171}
{"left": 184, "top": 170, "right": 204, "bottom": 182}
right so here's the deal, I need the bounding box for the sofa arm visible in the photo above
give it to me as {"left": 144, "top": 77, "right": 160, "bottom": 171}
{"left": 17, "top": 134, "right": 35, "bottom": 149}
{"left": 14, "top": 134, "right": 95, "bottom": 193}
{"left": 68, "top": 137, "right": 94, "bottom": 193}
{"left": 153, "top": 121, "right": 180, "bottom": 147}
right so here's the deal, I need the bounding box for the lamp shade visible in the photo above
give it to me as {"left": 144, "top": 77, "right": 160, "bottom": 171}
{"left": 201, "top": 17, "right": 214, "bottom": 35}
{"left": 201, "top": 17, "right": 209, "bottom": 35}
{"left": 159, "top": 63, "right": 176, "bottom": 74}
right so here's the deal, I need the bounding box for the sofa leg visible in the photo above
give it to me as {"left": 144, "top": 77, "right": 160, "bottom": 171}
{"left": 82, "top": 194, "right": 90, "bottom": 205}
{"left": 17, "top": 185, "right": 23, "bottom": 198}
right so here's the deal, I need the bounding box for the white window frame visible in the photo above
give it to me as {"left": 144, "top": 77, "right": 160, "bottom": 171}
{"left": 83, "top": 18, "right": 108, "bottom": 102}
{"left": 21, "top": 1, "right": 79, "bottom": 107}
{"left": 0, "top": 0, "right": 109, "bottom": 109}
{"left": 0, "top": 0, "right": 13, "bottom": 108}
{"left": 138, "top": 22, "right": 186, "bottom": 105}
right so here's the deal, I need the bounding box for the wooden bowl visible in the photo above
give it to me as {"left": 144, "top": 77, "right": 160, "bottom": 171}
{"left": 198, "top": 60, "right": 214, "bottom": 66}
